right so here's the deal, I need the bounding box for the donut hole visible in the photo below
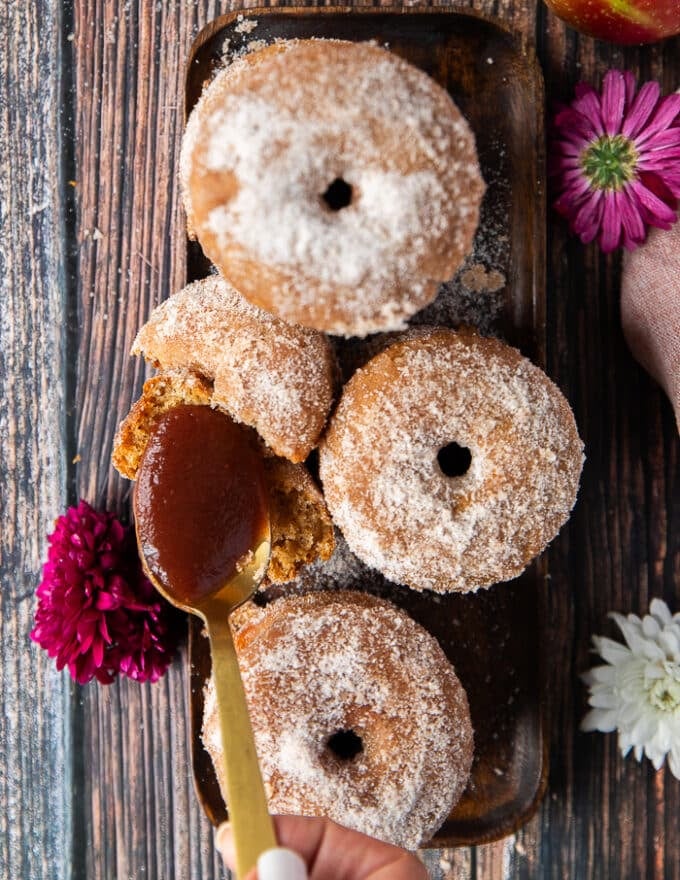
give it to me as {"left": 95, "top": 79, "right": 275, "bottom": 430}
{"left": 321, "top": 178, "right": 353, "bottom": 211}
{"left": 437, "top": 442, "right": 472, "bottom": 478}
{"left": 326, "top": 728, "right": 363, "bottom": 761}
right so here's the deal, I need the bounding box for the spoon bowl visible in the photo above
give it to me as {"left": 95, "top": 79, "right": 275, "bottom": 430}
{"left": 147, "top": 530, "right": 272, "bottom": 620}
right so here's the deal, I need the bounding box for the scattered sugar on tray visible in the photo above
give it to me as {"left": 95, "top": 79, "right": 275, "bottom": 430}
{"left": 243, "top": 38, "right": 266, "bottom": 54}
{"left": 219, "top": 38, "right": 231, "bottom": 62}
{"left": 287, "top": 529, "right": 374, "bottom": 592}
{"left": 234, "top": 16, "right": 258, "bottom": 34}
{"left": 410, "top": 131, "right": 510, "bottom": 337}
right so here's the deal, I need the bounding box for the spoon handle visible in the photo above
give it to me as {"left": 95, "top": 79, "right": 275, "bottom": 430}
{"left": 205, "top": 609, "right": 277, "bottom": 879}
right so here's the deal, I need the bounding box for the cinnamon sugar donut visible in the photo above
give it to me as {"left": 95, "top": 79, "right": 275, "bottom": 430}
{"left": 112, "top": 369, "right": 334, "bottom": 584}
{"left": 131, "top": 276, "right": 336, "bottom": 462}
{"left": 202, "top": 591, "right": 473, "bottom": 849}
{"left": 318, "top": 328, "right": 584, "bottom": 592}
{"left": 180, "top": 39, "right": 485, "bottom": 337}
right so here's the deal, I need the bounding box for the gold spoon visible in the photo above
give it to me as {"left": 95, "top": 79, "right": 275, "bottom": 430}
{"left": 133, "top": 404, "right": 277, "bottom": 879}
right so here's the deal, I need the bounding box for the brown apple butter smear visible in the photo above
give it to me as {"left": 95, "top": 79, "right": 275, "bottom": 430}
{"left": 134, "top": 405, "right": 268, "bottom": 606}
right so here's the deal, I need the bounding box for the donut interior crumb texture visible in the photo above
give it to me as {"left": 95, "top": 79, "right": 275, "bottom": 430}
{"left": 264, "top": 459, "right": 335, "bottom": 585}
{"left": 203, "top": 591, "right": 474, "bottom": 849}
{"left": 180, "top": 39, "right": 485, "bottom": 337}
{"left": 112, "top": 369, "right": 214, "bottom": 480}
{"left": 319, "top": 328, "right": 585, "bottom": 593}
{"left": 111, "top": 369, "right": 334, "bottom": 584}
{"left": 131, "top": 275, "right": 337, "bottom": 463}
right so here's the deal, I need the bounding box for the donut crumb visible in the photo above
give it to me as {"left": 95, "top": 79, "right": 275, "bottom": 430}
{"left": 460, "top": 263, "right": 506, "bottom": 293}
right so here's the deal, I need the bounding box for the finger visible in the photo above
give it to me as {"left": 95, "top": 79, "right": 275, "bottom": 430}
{"left": 269, "top": 815, "right": 428, "bottom": 880}
{"left": 215, "top": 816, "right": 428, "bottom": 880}
{"left": 214, "top": 822, "right": 236, "bottom": 868}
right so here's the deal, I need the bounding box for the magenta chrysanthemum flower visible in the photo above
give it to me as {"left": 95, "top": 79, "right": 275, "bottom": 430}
{"left": 30, "top": 500, "right": 181, "bottom": 685}
{"left": 550, "top": 70, "right": 680, "bottom": 253}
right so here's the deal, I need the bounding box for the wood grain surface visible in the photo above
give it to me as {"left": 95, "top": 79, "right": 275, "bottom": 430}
{"left": 1, "top": 0, "right": 679, "bottom": 878}
{"left": 0, "top": 1, "right": 73, "bottom": 878}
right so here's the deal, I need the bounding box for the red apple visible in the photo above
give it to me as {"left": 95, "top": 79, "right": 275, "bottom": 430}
{"left": 543, "top": 0, "right": 680, "bottom": 45}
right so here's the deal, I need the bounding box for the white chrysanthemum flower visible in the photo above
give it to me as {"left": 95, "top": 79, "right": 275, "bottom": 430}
{"left": 582, "top": 599, "right": 680, "bottom": 779}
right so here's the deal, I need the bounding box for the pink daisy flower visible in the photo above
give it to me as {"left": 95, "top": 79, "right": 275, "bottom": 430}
{"left": 30, "top": 500, "right": 181, "bottom": 685}
{"left": 550, "top": 70, "right": 680, "bottom": 253}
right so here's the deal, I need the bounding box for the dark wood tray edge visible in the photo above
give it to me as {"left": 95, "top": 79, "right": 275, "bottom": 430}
{"left": 428, "top": 560, "right": 550, "bottom": 847}
{"left": 186, "top": 4, "right": 531, "bottom": 69}
{"left": 184, "top": 5, "right": 549, "bottom": 848}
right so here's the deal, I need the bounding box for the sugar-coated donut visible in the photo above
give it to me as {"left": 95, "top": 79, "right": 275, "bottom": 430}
{"left": 203, "top": 591, "right": 473, "bottom": 849}
{"left": 131, "top": 275, "right": 337, "bottom": 462}
{"left": 318, "top": 328, "right": 584, "bottom": 592}
{"left": 180, "top": 39, "right": 485, "bottom": 337}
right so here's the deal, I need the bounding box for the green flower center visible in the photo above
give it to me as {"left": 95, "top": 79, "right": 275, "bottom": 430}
{"left": 580, "top": 135, "right": 638, "bottom": 192}
{"left": 648, "top": 675, "right": 680, "bottom": 713}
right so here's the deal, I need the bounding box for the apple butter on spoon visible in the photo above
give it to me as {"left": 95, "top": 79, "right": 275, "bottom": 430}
{"left": 134, "top": 404, "right": 276, "bottom": 879}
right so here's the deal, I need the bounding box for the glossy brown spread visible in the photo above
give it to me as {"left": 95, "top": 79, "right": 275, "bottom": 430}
{"left": 134, "top": 405, "right": 268, "bottom": 605}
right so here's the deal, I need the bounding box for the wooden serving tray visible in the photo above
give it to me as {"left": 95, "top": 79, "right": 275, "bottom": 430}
{"left": 186, "top": 7, "right": 547, "bottom": 848}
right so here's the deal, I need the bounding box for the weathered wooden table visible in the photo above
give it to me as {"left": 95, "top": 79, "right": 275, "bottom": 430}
{"left": 2, "top": 1, "right": 679, "bottom": 878}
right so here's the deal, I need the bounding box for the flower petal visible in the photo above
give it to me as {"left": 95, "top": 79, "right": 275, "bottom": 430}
{"left": 601, "top": 70, "right": 627, "bottom": 135}
{"left": 582, "top": 708, "right": 618, "bottom": 732}
{"left": 572, "top": 190, "right": 604, "bottom": 243}
{"left": 618, "top": 188, "right": 647, "bottom": 250}
{"left": 96, "top": 592, "right": 117, "bottom": 611}
{"left": 589, "top": 691, "right": 622, "bottom": 709}
{"left": 553, "top": 107, "right": 598, "bottom": 144}
{"left": 637, "top": 146, "right": 680, "bottom": 172}
{"left": 622, "top": 81, "right": 661, "bottom": 139}
{"left": 630, "top": 714, "right": 658, "bottom": 746}
{"left": 583, "top": 665, "right": 617, "bottom": 685}
{"left": 648, "top": 747, "right": 668, "bottom": 771}
{"left": 553, "top": 182, "right": 592, "bottom": 215}
{"left": 630, "top": 180, "right": 678, "bottom": 229}
{"left": 549, "top": 155, "right": 585, "bottom": 178}
{"left": 659, "top": 631, "right": 680, "bottom": 657}
{"left": 634, "top": 94, "right": 680, "bottom": 147}
{"left": 575, "top": 82, "right": 597, "bottom": 100}
{"left": 650, "top": 599, "right": 673, "bottom": 626}
{"left": 637, "top": 126, "right": 680, "bottom": 153}
{"left": 599, "top": 195, "right": 623, "bottom": 252}
{"left": 573, "top": 91, "right": 606, "bottom": 137}
{"left": 642, "top": 615, "right": 661, "bottom": 638}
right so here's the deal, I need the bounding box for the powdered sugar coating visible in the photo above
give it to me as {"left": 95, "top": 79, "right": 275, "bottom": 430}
{"left": 131, "top": 276, "right": 336, "bottom": 462}
{"left": 180, "top": 39, "right": 485, "bottom": 337}
{"left": 319, "top": 329, "right": 584, "bottom": 592}
{"left": 203, "top": 591, "right": 473, "bottom": 849}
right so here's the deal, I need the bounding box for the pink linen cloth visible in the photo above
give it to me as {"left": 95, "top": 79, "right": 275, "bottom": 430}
{"left": 621, "top": 219, "right": 680, "bottom": 432}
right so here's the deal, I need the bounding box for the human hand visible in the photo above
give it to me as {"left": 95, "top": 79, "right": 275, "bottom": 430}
{"left": 215, "top": 815, "right": 429, "bottom": 880}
